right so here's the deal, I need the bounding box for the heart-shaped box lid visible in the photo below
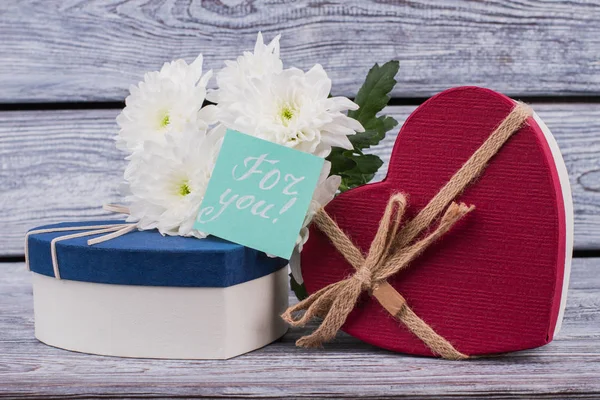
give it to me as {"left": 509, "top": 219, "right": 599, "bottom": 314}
{"left": 27, "top": 221, "right": 287, "bottom": 287}
{"left": 301, "top": 87, "right": 573, "bottom": 357}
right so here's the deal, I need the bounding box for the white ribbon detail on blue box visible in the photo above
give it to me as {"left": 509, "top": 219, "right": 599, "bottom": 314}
{"left": 24, "top": 205, "right": 136, "bottom": 279}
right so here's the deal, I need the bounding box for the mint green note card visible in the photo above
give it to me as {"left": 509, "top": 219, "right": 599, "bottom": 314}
{"left": 195, "top": 129, "right": 325, "bottom": 260}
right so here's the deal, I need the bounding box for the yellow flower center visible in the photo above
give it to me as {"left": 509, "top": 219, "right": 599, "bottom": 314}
{"left": 160, "top": 113, "right": 170, "bottom": 128}
{"left": 178, "top": 181, "right": 191, "bottom": 196}
{"left": 279, "top": 104, "right": 297, "bottom": 126}
{"left": 281, "top": 107, "right": 294, "bottom": 121}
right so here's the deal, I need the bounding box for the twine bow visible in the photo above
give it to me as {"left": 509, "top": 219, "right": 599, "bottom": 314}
{"left": 282, "top": 102, "right": 533, "bottom": 360}
{"left": 25, "top": 205, "right": 135, "bottom": 279}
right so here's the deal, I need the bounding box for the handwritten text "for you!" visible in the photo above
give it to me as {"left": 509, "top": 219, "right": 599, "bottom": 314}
{"left": 197, "top": 154, "right": 305, "bottom": 225}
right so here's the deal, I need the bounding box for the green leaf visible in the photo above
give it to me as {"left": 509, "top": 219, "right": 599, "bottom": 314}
{"left": 337, "top": 154, "right": 383, "bottom": 191}
{"left": 290, "top": 273, "right": 308, "bottom": 300}
{"left": 346, "top": 154, "right": 384, "bottom": 175}
{"left": 326, "top": 61, "right": 399, "bottom": 193}
{"left": 349, "top": 115, "right": 398, "bottom": 149}
{"left": 349, "top": 60, "right": 399, "bottom": 130}
{"left": 348, "top": 61, "right": 399, "bottom": 151}
{"left": 327, "top": 147, "right": 357, "bottom": 176}
{"left": 326, "top": 152, "right": 383, "bottom": 192}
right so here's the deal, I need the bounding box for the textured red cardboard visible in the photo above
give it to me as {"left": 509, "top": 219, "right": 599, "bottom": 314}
{"left": 301, "top": 87, "right": 569, "bottom": 356}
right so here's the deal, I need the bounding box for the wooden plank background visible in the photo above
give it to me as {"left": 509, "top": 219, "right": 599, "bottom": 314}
{"left": 1, "top": 0, "right": 599, "bottom": 103}
{"left": 2, "top": 104, "right": 600, "bottom": 255}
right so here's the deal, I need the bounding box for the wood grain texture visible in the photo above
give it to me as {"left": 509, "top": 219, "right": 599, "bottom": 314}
{"left": 2, "top": 103, "right": 599, "bottom": 256}
{"left": 1, "top": 0, "right": 600, "bottom": 103}
{"left": 0, "top": 259, "right": 598, "bottom": 399}
{"left": 0, "top": 109, "right": 126, "bottom": 258}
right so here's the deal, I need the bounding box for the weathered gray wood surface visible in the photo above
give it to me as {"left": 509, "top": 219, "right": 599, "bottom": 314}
{"left": 1, "top": 103, "right": 599, "bottom": 256}
{"left": 0, "top": 259, "right": 598, "bottom": 399}
{"left": 1, "top": 0, "right": 599, "bottom": 103}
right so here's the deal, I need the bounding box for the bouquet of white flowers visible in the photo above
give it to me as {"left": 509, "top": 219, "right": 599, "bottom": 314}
{"left": 116, "top": 32, "right": 399, "bottom": 298}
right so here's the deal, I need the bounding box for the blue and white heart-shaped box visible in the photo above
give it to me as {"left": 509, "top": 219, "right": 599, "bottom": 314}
{"left": 26, "top": 221, "right": 288, "bottom": 359}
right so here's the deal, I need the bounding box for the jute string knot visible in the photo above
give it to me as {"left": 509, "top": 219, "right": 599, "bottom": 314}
{"left": 282, "top": 102, "right": 533, "bottom": 360}
{"left": 352, "top": 266, "right": 373, "bottom": 290}
{"left": 282, "top": 194, "right": 474, "bottom": 357}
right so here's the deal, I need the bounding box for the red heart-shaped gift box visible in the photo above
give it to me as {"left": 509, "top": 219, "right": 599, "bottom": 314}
{"left": 301, "top": 87, "right": 573, "bottom": 357}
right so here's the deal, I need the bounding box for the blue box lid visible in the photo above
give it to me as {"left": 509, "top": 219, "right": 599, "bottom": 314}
{"left": 27, "top": 221, "right": 288, "bottom": 287}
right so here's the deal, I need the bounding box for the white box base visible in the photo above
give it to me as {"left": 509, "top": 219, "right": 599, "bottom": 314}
{"left": 32, "top": 268, "right": 289, "bottom": 359}
{"left": 532, "top": 110, "right": 574, "bottom": 335}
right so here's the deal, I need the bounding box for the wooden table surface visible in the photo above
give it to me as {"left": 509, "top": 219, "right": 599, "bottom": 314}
{"left": 1, "top": 260, "right": 599, "bottom": 399}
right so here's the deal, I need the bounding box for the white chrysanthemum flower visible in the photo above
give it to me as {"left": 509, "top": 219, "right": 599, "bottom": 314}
{"left": 207, "top": 32, "right": 282, "bottom": 104}
{"left": 158, "top": 56, "right": 210, "bottom": 87}
{"left": 116, "top": 54, "right": 215, "bottom": 153}
{"left": 289, "top": 161, "right": 341, "bottom": 284}
{"left": 216, "top": 64, "right": 364, "bottom": 157}
{"left": 124, "top": 125, "right": 225, "bottom": 238}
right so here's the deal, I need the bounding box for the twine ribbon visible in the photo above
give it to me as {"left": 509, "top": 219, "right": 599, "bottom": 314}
{"left": 282, "top": 102, "right": 533, "bottom": 360}
{"left": 25, "top": 205, "right": 135, "bottom": 279}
